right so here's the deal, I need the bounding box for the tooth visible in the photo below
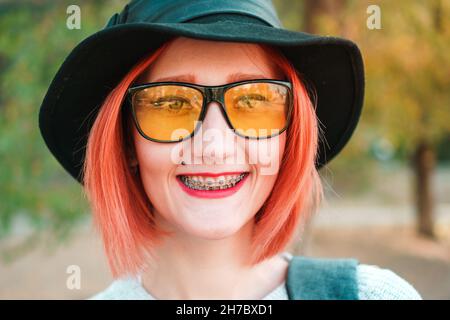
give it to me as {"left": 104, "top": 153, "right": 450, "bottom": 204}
{"left": 180, "top": 174, "right": 249, "bottom": 190}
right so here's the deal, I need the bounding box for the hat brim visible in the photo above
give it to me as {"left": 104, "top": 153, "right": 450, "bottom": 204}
{"left": 39, "top": 20, "right": 364, "bottom": 184}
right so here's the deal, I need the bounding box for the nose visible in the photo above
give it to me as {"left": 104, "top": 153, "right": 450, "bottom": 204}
{"left": 194, "top": 101, "right": 237, "bottom": 165}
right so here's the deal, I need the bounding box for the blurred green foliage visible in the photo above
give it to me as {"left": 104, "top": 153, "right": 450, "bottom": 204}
{"left": 275, "top": 0, "right": 450, "bottom": 194}
{"left": 0, "top": 1, "right": 124, "bottom": 243}
{"left": 353, "top": 0, "right": 450, "bottom": 153}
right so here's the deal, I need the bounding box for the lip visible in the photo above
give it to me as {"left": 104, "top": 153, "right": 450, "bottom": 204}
{"left": 176, "top": 172, "right": 250, "bottom": 199}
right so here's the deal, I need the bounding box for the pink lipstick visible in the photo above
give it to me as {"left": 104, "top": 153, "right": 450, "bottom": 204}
{"left": 176, "top": 172, "right": 250, "bottom": 199}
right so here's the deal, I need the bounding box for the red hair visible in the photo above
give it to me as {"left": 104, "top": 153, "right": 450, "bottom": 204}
{"left": 82, "top": 38, "right": 324, "bottom": 277}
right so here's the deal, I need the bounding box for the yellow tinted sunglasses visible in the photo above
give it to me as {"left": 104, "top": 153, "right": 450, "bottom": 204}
{"left": 126, "top": 79, "right": 293, "bottom": 142}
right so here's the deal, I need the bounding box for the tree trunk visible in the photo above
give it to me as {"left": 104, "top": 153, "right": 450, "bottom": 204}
{"left": 411, "top": 1, "right": 441, "bottom": 240}
{"left": 412, "top": 141, "right": 435, "bottom": 238}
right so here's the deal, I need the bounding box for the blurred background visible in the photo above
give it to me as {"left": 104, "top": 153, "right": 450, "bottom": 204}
{"left": 0, "top": 0, "right": 449, "bottom": 299}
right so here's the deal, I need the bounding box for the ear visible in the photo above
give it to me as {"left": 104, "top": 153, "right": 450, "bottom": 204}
{"left": 128, "top": 152, "right": 139, "bottom": 176}
{"left": 127, "top": 150, "right": 139, "bottom": 167}
{"left": 130, "top": 159, "right": 138, "bottom": 167}
{"left": 123, "top": 111, "right": 139, "bottom": 168}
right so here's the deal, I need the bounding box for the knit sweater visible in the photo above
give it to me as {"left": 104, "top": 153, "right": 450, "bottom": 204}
{"left": 90, "top": 253, "right": 422, "bottom": 300}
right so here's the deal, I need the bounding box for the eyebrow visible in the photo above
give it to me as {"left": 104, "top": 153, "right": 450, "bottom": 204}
{"left": 153, "top": 72, "right": 271, "bottom": 83}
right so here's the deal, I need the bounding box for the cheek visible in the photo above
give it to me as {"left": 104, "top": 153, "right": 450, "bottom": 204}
{"left": 132, "top": 129, "right": 177, "bottom": 213}
{"left": 248, "top": 132, "right": 286, "bottom": 177}
{"left": 134, "top": 137, "right": 173, "bottom": 176}
{"left": 247, "top": 132, "right": 286, "bottom": 205}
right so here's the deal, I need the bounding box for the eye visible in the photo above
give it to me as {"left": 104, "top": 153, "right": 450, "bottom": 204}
{"left": 234, "top": 94, "right": 267, "bottom": 109}
{"left": 150, "top": 96, "right": 193, "bottom": 112}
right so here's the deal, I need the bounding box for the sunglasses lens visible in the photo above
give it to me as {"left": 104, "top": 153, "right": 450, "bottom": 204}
{"left": 224, "top": 82, "right": 290, "bottom": 138}
{"left": 131, "top": 85, "right": 203, "bottom": 141}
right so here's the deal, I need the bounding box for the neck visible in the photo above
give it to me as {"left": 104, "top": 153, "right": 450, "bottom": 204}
{"left": 140, "top": 219, "right": 288, "bottom": 299}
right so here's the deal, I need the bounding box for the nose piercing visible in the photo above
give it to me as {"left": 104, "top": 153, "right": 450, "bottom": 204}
{"left": 180, "top": 160, "right": 186, "bottom": 166}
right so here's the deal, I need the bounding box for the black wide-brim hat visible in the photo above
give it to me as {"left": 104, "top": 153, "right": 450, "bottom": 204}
{"left": 39, "top": 0, "right": 365, "bottom": 185}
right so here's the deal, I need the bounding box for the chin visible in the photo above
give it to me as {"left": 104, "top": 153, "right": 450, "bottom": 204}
{"left": 181, "top": 221, "right": 245, "bottom": 240}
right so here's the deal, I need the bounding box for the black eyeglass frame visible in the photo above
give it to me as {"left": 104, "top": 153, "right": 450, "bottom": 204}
{"left": 126, "top": 79, "right": 294, "bottom": 143}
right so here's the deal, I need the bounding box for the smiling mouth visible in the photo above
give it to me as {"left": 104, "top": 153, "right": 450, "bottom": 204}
{"left": 177, "top": 172, "right": 250, "bottom": 191}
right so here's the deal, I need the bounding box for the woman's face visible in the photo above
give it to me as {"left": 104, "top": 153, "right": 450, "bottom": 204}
{"left": 132, "top": 36, "right": 286, "bottom": 239}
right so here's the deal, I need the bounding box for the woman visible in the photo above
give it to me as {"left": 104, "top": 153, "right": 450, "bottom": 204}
{"left": 39, "top": 0, "right": 422, "bottom": 299}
